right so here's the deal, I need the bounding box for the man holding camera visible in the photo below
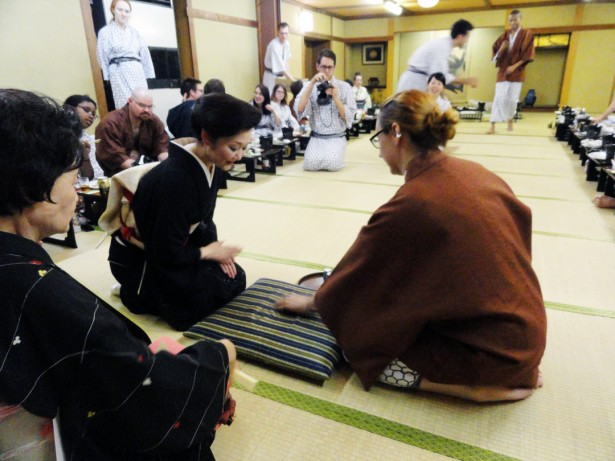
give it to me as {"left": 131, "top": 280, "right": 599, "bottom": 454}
{"left": 295, "top": 49, "right": 356, "bottom": 171}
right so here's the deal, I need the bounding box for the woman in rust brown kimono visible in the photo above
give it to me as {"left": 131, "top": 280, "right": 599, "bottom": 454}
{"left": 277, "top": 90, "right": 546, "bottom": 403}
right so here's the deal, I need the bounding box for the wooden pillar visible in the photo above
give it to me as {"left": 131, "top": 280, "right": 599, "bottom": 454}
{"left": 174, "top": 0, "right": 196, "bottom": 79}
{"left": 79, "top": 0, "right": 108, "bottom": 117}
{"left": 256, "top": 0, "right": 280, "bottom": 80}
{"left": 559, "top": 4, "right": 584, "bottom": 107}
{"left": 386, "top": 18, "right": 395, "bottom": 99}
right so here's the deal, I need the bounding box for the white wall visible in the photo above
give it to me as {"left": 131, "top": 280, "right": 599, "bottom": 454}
{"left": 0, "top": 0, "right": 96, "bottom": 104}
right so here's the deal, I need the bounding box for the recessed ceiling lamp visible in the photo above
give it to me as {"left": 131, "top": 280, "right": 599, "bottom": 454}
{"left": 418, "top": 0, "right": 439, "bottom": 8}
{"left": 383, "top": 1, "right": 403, "bottom": 15}
{"left": 300, "top": 11, "right": 313, "bottom": 32}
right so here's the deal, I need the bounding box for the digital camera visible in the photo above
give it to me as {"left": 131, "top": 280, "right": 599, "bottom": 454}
{"left": 316, "top": 81, "right": 333, "bottom": 106}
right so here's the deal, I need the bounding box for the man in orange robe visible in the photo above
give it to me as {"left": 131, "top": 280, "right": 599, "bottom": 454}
{"left": 487, "top": 10, "right": 535, "bottom": 134}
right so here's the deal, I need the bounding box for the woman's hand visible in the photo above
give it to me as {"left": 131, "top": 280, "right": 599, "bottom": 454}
{"left": 82, "top": 139, "right": 92, "bottom": 155}
{"left": 200, "top": 241, "right": 241, "bottom": 279}
{"left": 267, "top": 104, "right": 281, "bottom": 126}
{"left": 219, "top": 260, "right": 237, "bottom": 279}
{"left": 200, "top": 241, "right": 241, "bottom": 263}
{"left": 275, "top": 294, "right": 316, "bottom": 315}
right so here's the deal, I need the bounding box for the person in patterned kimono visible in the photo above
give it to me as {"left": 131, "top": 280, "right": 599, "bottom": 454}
{"left": 295, "top": 49, "right": 357, "bottom": 172}
{"left": 96, "top": 0, "right": 155, "bottom": 110}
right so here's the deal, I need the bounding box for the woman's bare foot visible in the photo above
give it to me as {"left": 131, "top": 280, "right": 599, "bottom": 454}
{"left": 536, "top": 369, "right": 544, "bottom": 388}
{"left": 486, "top": 125, "right": 495, "bottom": 135}
{"left": 593, "top": 195, "right": 615, "bottom": 209}
{"left": 419, "top": 374, "right": 542, "bottom": 403}
{"left": 507, "top": 120, "right": 514, "bottom": 131}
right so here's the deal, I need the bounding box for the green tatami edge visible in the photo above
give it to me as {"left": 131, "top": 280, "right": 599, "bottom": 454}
{"left": 544, "top": 301, "right": 615, "bottom": 319}
{"left": 221, "top": 196, "right": 614, "bottom": 242}
{"left": 220, "top": 195, "right": 373, "bottom": 215}
{"left": 239, "top": 251, "right": 329, "bottom": 271}
{"left": 238, "top": 381, "right": 521, "bottom": 461}
{"left": 239, "top": 252, "right": 615, "bottom": 319}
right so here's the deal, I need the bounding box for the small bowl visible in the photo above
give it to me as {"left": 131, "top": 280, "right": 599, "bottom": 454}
{"left": 297, "top": 272, "right": 326, "bottom": 290}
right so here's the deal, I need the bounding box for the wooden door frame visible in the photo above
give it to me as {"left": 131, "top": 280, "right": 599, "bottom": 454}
{"left": 257, "top": 0, "right": 281, "bottom": 80}
{"left": 79, "top": 0, "right": 108, "bottom": 117}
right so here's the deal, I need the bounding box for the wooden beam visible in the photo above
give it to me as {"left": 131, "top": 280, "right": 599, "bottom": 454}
{"left": 344, "top": 36, "right": 394, "bottom": 44}
{"left": 186, "top": 7, "right": 258, "bottom": 28}
{"left": 558, "top": 30, "right": 579, "bottom": 107}
{"left": 256, "top": 0, "right": 280, "bottom": 81}
{"left": 282, "top": 0, "right": 345, "bottom": 20}
{"left": 343, "top": 0, "right": 608, "bottom": 20}
{"left": 531, "top": 24, "right": 615, "bottom": 34}
{"left": 386, "top": 18, "right": 395, "bottom": 100}
{"left": 79, "top": 0, "right": 108, "bottom": 118}
{"left": 287, "top": 25, "right": 389, "bottom": 44}
{"left": 174, "top": 0, "right": 195, "bottom": 79}
{"left": 288, "top": 25, "right": 345, "bottom": 42}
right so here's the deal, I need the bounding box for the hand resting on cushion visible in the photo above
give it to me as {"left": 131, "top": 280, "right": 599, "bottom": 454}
{"left": 275, "top": 293, "right": 316, "bottom": 314}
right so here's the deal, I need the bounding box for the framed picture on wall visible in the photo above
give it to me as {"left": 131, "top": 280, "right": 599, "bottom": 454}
{"left": 363, "top": 44, "right": 384, "bottom": 65}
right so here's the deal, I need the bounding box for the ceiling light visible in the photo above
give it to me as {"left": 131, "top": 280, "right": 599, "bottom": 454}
{"left": 300, "top": 11, "right": 313, "bottom": 32}
{"left": 384, "top": 1, "right": 403, "bottom": 15}
{"left": 418, "top": 0, "right": 439, "bottom": 8}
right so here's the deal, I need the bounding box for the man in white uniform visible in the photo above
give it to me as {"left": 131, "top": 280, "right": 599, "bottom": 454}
{"left": 263, "top": 22, "right": 295, "bottom": 93}
{"left": 397, "top": 19, "right": 478, "bottom": 93}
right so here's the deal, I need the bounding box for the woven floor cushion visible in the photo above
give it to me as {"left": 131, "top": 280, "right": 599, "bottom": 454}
{"left": 185, "top": 278, "right": 342, "bottom": 381}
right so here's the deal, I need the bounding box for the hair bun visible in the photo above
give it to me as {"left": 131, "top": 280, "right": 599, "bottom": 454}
{"left": 426, "top": 107, "right": 457, "bottom": 144}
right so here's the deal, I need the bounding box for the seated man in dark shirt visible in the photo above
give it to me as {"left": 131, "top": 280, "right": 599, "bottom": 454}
{"left": 166, "top": 77, "right": 203, "bottom": 139}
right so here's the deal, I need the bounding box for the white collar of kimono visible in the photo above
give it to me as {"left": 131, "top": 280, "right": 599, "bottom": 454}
{"left": 181, "top": 142, "right": 214, "bottom": 186}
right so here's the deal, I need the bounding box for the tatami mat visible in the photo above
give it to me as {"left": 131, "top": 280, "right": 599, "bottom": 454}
{"left": 48, "top": 112, "right": 615, "bottom": 460}
{"left": 212, "top": 389, "right": 453, "bottom": 461}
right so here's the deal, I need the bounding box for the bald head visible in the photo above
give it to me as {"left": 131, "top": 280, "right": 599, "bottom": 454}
{"left": 131, "top": 87, "right": 151, "bottom": 101}
{"left": 128, "top": 87, "right": 154, "bottom": 121}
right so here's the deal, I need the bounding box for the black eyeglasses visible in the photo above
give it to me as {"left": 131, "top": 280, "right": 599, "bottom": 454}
{"left": 370, "top": 129, "right": 385, "bottom": 148}
{"left": 77, "top": 105, "right": 99, "bottom": 119}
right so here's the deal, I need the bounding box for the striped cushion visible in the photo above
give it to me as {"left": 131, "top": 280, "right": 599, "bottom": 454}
{"left": 185, "top": 278, "right": 342, "bottom": 381}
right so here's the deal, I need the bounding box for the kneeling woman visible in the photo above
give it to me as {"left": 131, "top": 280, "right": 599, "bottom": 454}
{"left": 0, "top": 90, "right": 235, "bottom": 459}
{"left": 109, "top": 93, "right": 261, "bottom": 330}
{"left": 426, "top": 72, "right": 452, "bottom": 112}
{"left": 278, "top": 90, "right": 546, "bottom": 402}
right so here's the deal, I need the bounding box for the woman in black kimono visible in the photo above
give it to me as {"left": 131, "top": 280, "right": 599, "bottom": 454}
{"left": 0, "top": 89, "right": 236, "bottom": 460}
{"left": 109, "top": 93, "right": 262, "bottom": 330}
